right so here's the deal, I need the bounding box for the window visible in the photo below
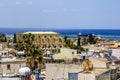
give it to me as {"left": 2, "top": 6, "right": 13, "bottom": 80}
{"left": 72, "top": 52, "right": 74, "bottom": 55}
{"left": 7, "top": 64, "right": 11, "bottom": 70}
{"left": 50, "top": 36, "right": 52, "bottom": 38}
{"left": 4, "top": 53, "right": 7, "bottom": 55}
{"left": 18, "top": 64, "right": 21, "bottom": 68}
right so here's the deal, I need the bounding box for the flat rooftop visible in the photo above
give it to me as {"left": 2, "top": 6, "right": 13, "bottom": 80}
{"left": 92, "top": 68, "right": 110, "bottom": 76}
{"left": 1, "top": 78, "right": 20, "bottom": 80}
{"left": 0, "top": 58, "right": 26, "bottom": 63}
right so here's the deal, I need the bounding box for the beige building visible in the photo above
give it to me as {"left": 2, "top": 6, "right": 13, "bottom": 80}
{"left": 89, "top": 56, "right": 110, "bottom": 68}
{"left": 17, "top": 31, "right": 63, "bottom": 54}
{"left": 45, "top": 63, "right": 111, "bottom": 80}
{"left": 53, "top": 48, "right": 77, "bottom": 60}
{"left": 0, "top": 59, "right": 26, "bottom": 76}
{"left": 45, "top": 56, "right": 120, "bottom": 80}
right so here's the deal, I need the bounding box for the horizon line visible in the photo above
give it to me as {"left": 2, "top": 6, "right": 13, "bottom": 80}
{"left": 0, "top": 27, "right": 120, "bottom": 30}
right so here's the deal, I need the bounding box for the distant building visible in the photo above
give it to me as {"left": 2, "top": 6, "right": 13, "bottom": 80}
{"left": 52, "top": 48, "right": 77, "bottom": 60}
{"left": 16, "top": 31, "right": 63, "bottom": 54}
{"left": 0, "top": 48, "right": 17, "bottom": 58}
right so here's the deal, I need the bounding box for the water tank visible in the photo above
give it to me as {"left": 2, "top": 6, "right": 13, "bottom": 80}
{"left": 87, "top": 51, "right": 93, "bottom": 56}
{"left": 46, "top": 50, "right": 51, "bottom": 57}
{"left": 16, "top": 51, "right": 25, "bottom": 56}
{"left": 19, "top": 67, "right": 31, "bottom": 76}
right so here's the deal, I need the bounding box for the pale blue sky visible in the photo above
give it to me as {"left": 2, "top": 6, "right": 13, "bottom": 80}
{"left": 0, "top": 0, "right": 120, "bottom": 29}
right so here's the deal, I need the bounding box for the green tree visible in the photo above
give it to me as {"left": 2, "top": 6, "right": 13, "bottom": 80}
{"left": 23, "top": 33, "right": 43, "bottom": 69}
{"left": 0, "top": 33, "right": 7, "bottom": 42}
{"left": 64, "top": 38, "right": 85, "bottom": 51}
{"left": 88, "top": 33, "right": 96, "bottom": 44}
{"left": 77, "top": 35, "right": 81, "bottom": 46}
{"left": 82, "top": 37, "right": 88, "bottom": 45}
{"left": 15, "top": 33, "right": 43, "bottom": 70}
{"left": 26, "top": 47, "right": 43, "bottom": 71}
{"left": 70, "top": 43, "right": 85, "bottom": 51}
{"left": 65, "top": 39, "right": 71, "bottom": 47}
{"left": 14, "top": 40, "right": 25, "bottom": 51}
{"left": 64, "top": 35, "right": 67, "bottom": 42}
{"left": 13, "top": 33, "right": 16, "bottom": 43}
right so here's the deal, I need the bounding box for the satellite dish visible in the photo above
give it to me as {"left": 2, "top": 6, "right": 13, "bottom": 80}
{"left": 82, "top": 60, "right": 93, "bottom": 72}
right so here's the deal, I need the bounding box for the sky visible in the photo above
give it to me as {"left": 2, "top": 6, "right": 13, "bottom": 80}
{"left": 0, "top": 0, "right": 120, "bottom": 29}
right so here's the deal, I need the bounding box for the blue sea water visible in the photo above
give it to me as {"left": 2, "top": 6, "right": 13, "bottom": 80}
{"left": 0, "top": 28, "right": 120, "bottom": 40}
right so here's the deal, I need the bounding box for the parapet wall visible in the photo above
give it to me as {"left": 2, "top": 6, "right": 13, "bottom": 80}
{"left": 46, "top": 63, "right": 83, "bottom": 80}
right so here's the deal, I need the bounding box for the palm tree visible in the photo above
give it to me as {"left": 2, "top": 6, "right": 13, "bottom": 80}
{"left": 88, "top": 33, "right": 96, "bottom": 44}
{"left": 14, "top": 39, "right": 25, "bottom": 51}
{"left": 22, "top": 33, "right": 43, "bottom": 70}
{"left": 26, "top": 47, "right": 43, "bottom": 71}
{"left": 83, "top": 37, "right": 87, "bottom": 45}
{"left": 64, "top": 35, "right": 67, "bottom": 42}
{"left": 13, "top": 33, "right": 17, "bottom": 43}
{"left": 77, "top": 36, "right": 81, "bottom": 46}
{"left": 15, "top": 33, "right": 43, "bottom": 70}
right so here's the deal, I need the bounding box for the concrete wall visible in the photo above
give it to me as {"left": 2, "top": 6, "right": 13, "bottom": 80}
{"left": 53, "top": 48, "right": 77, "bottom": 60}
{"left": 46, "top": 63, "right": 98, "bottom": 80}
{"left": 0, "top": 60, "right": 26, "bottom": 76}
{"left": 46, "top": 63, "right": 111, "bottom": 80}
{"left": 60, "top": 48, "right": 77, "bottom": 55}
{"left": 89, "top": 57, "right": 107, "bottom": 68}
{"left": 112, "top": 49, "right": 120, "bottom": 59}
{"left": 78, "top": 73, "right": 95, "bottom": 80}
{"left": 96, "top": 71, "right": 110, "bottom": 80}
{"left": 46, "top": 63, "right": 82, "bottom": 80}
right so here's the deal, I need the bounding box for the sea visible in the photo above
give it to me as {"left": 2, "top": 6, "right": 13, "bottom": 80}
{"left": 0, "top": 28, "right": 120, "bottom": 41}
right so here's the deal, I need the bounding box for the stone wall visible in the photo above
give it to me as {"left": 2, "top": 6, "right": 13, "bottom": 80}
{"left": 17, "top": 32, "right": 63, "bottom": 54}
